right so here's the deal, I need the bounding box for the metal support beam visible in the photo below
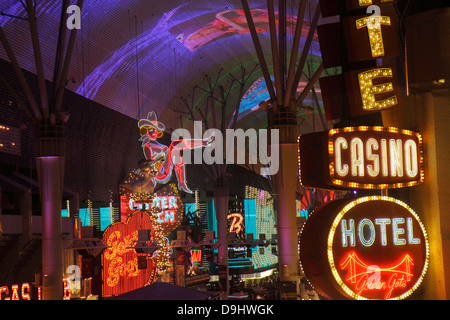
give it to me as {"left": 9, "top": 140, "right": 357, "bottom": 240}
{"left": 51, "top": 0, "right": 69, "bottom": 111}
{"left": 54, "top": 0, "right": 84, "bottom": 114}
{"left": 214, "top": 184, "right": 229, "bottom": 296}
{"left": 311, "top": 86, "right": 327, "bottom": 130}
{"left": 278, "top": 0, "right": 286, "bottom": 97}
{"left": 291, "top": 4, "right": 321, "bottom": 100}
{"left": 267, "top": 0, "right": 282, "bottom": 109}
{"left": 284, "top": 0, "right": 307, "bottom": 107}
{"left": 25, "top": 0, "right": 49, "bottom": 118}
{"left": 240, "top": 0, "right": 276, "bottom": 102}
{"left": 295, "top": 63, "right": 324, "bottom": 107}
{"left": 0, "top": 73, "right": 33, "bottom": 119}
{"left": 0, "top": 26, "right": 41, "bottom": 119}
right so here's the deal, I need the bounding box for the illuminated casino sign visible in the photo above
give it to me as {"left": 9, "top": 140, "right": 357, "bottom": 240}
{"left": 120, "top": 183, "right": 183, "bottom": 235}
{"left": 299, "top": 127, "right": 424, "bottom": 190}
{"left": 300, "top": 196, "right": 429, "bottom": 300}
{"left": 102, "top": 211, "right": 157, "bottom": 297}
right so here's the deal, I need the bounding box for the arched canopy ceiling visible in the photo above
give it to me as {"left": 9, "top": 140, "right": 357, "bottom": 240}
{"left": 0, "top": 0, "right": 329, "bottom": 132}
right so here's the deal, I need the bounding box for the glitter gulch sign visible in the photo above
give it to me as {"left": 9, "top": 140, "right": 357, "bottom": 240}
{"left": 120, "top": 183, "right": 183, "bottom": 235}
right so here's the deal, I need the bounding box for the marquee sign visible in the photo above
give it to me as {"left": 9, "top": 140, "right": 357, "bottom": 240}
{"left": 102, "top": 211, "right": 157, "bottom": 297}
{"left": 299, "top": 126, "right": 424, "bottom": 190}
{"left": 300, "top": 196, "right": 429, "bottom": 300}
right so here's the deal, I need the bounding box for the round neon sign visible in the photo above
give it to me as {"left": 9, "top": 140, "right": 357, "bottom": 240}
{"left": 300, "top": 196, "right": 429, "bottom": 300}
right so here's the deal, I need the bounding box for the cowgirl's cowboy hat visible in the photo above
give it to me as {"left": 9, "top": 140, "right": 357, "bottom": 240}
{"left": 138, "top": 111, "right": 165, "bottom": 132}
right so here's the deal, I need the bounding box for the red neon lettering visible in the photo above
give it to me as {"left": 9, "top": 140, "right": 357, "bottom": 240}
{"left": 63, "top": 277, "right": 71, "bottom": 300}
{"left": 10, "top": 284, "right": 19, "bottom": 300}
{"left": 0, "top": 286, "right": 9, "bottom": 300}
{"left": 228, "top": 213, "right": 244, "bottom": 234}
{"left": 340, "top": 252, "right": 414, "bottom": 299}
{"left": 386, "top": 273, "right": 407, "bottom": 299}
{"left": 21, "top": 283, "right": 30, "bottom": 300}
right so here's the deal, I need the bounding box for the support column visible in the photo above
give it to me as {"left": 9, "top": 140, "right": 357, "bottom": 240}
{"left": 36, "top": 156, "right": 65, "bottom": 300}
{"left": 383, "top": 91, "right": 450, "bottom": 299}
{"left": 269, "top": 107, "right": 299, "bottom": 283}
{"left": 410, "top": 91, "right": 450, "bottom": 300}
{"left": 214, "top": 181, "right": 229, "bottom": 296}
{"left": 19, "top": 190, "right": 32, "bottom": 245}
{"left": 35, "top": 123, "right": 65, "bottom": 300}
{"left": 382, "top": 7, "right": 450, "bottom": 299}
{"left": 273, "top": 144, "right": 299, "bottom": 280}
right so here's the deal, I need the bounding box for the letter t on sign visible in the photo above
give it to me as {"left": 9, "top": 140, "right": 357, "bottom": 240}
{"left": 356, "top": 14, "right": 391, "bottom": 58}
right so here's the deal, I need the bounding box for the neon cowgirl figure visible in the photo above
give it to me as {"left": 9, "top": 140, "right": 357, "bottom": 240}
{"left": 138, "top": 112, "right": 213, "bottom": 193}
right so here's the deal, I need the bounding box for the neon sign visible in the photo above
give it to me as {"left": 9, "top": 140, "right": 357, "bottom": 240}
{"left": 138, "top": 111, "right": 212, "bottom": 194}
{"left": 340, "top": 252, "right": 413, "bottom": 299}
{"left": 300, "top": 196, "right": 429, "bottom": 300}
{"left": 299, "top": 127, "right": 424, "bottom": 190}
{"left": 120, "top": 183, "right": 183, "bottom": 235}
{"left": 0, "top": 280, "right": 71, "bottom": 300}
{"left": 0, "top": 283, "right": 30, "bottom": 300}
{"left": 228, "top": 212, "right": 244, "bottom": 234}
{"left": 227, "top": 207, "right": 245, "bottom": 240}
{"left": 102, "top": 211, "right": 157, "bottom": 297}
{"left": 126, "top": 196, "right": 178, "bottom": 222}
{"left": 190, "top": 249, "right": 202, "bottom": 266}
